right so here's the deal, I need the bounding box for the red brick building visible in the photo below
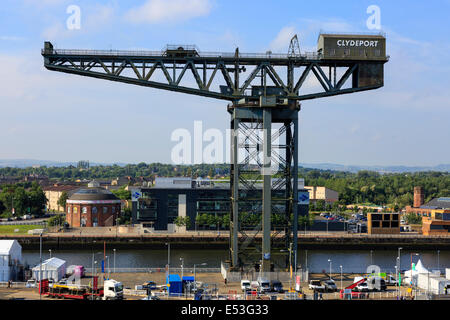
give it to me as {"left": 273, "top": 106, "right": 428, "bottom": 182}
{"left": 66, "top": 187, "right": 121, "bottom": 227}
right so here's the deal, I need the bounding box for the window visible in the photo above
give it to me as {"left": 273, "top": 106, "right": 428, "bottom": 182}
{"left": 372, "top": 214, "right": 382, "bottom": 221}
{"left": 103, "top": 207, "right": 108, "bottom": 214}
{"left": 343, "top": 49, "right": 350, "bottom": 56}
{"left": 329, "top": 49, "right": 336, "bottom": 56}
{"left": 382, "top": 221, "right": 390, "bottom": 228}
{"left": 82, "top": 207, "right": 87, "bottom": 214}
{"left": 73, "top": 207, "right": 78, "bottom": 214}
{"left": 68, "top": 206, "right": 71, "bottom": 214}
{"left": 372, "top": 221, "right": 380, "bottom": 228}
{"left": 391, "top": 221, "right": 399, "bottom": 227}
{"left": 375, "top": 49, "right": 381, "bottom": 57}
{"left": 112, "top": 207, "right": 115, "bottom": 214}
{"left": 92, "top": 207, "right": 98, "bottom": 214}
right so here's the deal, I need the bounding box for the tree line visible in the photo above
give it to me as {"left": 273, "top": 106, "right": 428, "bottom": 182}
{"left": 1, "top": 163, "right": 449, "bottom": 209}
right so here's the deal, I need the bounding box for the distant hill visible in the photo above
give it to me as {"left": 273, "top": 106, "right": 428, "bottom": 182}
{"left": 0, "top": 159, "right": 125, "bottom": 168}
{"left": 299, "top": 163, "right": 450, "bottom": 173}
{"left": 0, "top": 159, "right": 448, "bottom": 173}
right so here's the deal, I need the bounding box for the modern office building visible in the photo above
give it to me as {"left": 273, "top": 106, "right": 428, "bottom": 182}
{"left": 131, "top": 177, "right": 309, "bottom": 231}
{"left": 304, "top": 186, "right": 339, "bottom": 204}
{"left": 422, "top": 209, "right": 450, "bottom": 236}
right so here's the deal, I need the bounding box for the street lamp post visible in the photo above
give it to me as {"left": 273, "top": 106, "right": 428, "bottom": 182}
{"left": 165, "top": 242, "right": 171, "bottom": 277}
{"left": 410, "top": 252, "right": 419, "bottom": 288}
{"left": 305, "top": 250, "right": 308, "bottom": 271}
{"left": 113, "top": 249, "right": 116, "bottom": 273}
{"left": 194, "top": 263, "right": 207, "bottom": 290}
{"left": 395, "top": 265, "right": 399, "bottom": 297}
{"left": 180, "top": 258, "right": 184, "bottom": 280}
{"left": 398, "top": 247, "right": 403, "bottom": 289}
{"left": 340, "top": 265, "right": 343, "bottom": 290}
{"left": 370, "top": 250, "right": 373, "bottom": 266}
{"left": 437, "top": 250, "right": 440, "bottom": 273}
{"left": 328, "top": 259, "right": 332, "bottom": 280}
{"left": 39, "top": 232, "right": 42, "bottom": 300}
{"left": 49, "top": 249, "right": 52, "bottom": 259}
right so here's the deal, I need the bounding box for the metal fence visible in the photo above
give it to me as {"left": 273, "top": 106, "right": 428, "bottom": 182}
{"left": 84, "top": 267, "right": 220, "bottom": 274}
{"left": 0, "top": 282, "right": 27, "bottom": 288}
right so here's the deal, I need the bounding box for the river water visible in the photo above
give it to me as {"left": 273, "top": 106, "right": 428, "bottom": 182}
{"left": 22, "top": 248, "right": 450, "bottom": 274}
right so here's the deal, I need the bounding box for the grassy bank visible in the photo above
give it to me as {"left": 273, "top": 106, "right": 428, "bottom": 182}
{"left": 0, "top": 225, "right": 41, "bottom": 235}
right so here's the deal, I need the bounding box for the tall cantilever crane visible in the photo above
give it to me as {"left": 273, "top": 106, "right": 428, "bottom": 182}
{"left": 42, "top": 34, "right": 388, "bottom": 272}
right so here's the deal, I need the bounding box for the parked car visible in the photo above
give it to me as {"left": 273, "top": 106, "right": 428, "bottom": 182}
{"left": 250, "top": 281, "right": 259, "bottom": 292}
{"left": 240, "top": 280, "right": 251, "bottom": 292}
{"left": 355, "top": 282, "right": 369, "bottom": 292}
{"left": 269, "top": 280, "right": 284, "bottom": 293}
{"left": 323, "top": 279, "right": 338, "bottom": 292}
{"left": 308, "top": 280, "right": 325, "bottom": 292}
{"left": 26, "top": 279, "right": 37, "bottom": 288}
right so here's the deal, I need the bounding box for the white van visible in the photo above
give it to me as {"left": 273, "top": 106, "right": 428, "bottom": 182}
{"left": 240, "top": 280, "right": 251, "bottom": 292}
{"left": 257, "top": 278, "right": 270, "bottom": 293}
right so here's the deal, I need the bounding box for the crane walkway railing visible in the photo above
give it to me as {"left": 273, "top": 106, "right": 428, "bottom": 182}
{"left": 42, "top": 48, "right": 320, "bottom": 60}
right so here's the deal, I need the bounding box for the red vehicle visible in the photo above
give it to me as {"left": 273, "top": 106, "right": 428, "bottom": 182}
{"left": 339, "top": 278, "right": 370, "bottom": 299}
{"left": 39, "top": 277, "right": 123, "bottom": 300}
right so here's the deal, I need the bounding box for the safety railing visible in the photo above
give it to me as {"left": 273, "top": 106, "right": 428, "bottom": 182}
{"left": 41, "top": 48, "right": 320, "bottom": 60}
{"left": 84, "top": 267, "right": 221, "bottom": 274}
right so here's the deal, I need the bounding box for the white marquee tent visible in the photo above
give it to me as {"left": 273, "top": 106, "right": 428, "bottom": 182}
{"left": 403, "top": 259, "right": 430, "bottom": 285}
{"left": 0, "top": 240, "right": 22, "bottom": 282}
{"left": 32, "top": 257, "right": 66, "bottom": 282}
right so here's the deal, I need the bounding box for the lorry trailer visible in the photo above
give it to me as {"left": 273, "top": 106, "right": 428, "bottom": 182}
{"left": 39, "top": 277, "right": 123, "bottom": 300}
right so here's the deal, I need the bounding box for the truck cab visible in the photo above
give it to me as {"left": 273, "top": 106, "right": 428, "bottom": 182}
{"left": 257, "top": 278, "right": 270, "bottom": 293}
{"left": 240, "top": 280, "right": 251, "bottom": 292}
{"left": 103, "top": 279, "right": 124, "bottom": 300}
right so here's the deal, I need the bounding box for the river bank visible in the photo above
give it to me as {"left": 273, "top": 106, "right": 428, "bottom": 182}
{"left": 2, "top": 232, "right": 450, "bottom": 250}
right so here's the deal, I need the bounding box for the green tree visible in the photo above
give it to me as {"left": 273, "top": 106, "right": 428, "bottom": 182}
{"left": 47, "top": 214, "right": 65, "bottom": 226}
{"left": 405, "top": 212, "right": 422, "bottom": 225}
{"left": 57, "top": 191, "right": 69, "bottom": 211}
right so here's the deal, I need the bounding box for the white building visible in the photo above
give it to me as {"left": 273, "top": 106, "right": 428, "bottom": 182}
{"left": 32, "top": 257, "right": 66, "bottom": 282}
{"left": 0, "top": 240, "right": 22, "bottom": 282}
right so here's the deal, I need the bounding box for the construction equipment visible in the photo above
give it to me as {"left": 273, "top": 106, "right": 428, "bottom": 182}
{"left": 41, "top": 34, "right": 387, "bottom": 272}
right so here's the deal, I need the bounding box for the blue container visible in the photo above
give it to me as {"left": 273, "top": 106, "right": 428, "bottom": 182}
{"left": 166, "top": 274, "right": 182, "bottom": 296}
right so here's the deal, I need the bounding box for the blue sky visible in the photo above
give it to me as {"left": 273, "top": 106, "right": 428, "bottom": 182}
{"left": 0, "top": 0, "right": 449, "bottom": 166}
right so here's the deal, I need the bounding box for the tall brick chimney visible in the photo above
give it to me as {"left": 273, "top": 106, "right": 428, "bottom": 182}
{"left": 413, "top": 186, "right": 424, "bottom": 208}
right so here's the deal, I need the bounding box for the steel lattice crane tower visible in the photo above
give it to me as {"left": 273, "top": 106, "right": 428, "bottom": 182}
{"left": 42, "top": 33, "right": 388, "bottom": 272}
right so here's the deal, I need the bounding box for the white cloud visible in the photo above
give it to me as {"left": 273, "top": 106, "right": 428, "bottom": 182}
{"left": 41, "top": 4, "right": 116, "bottom": 41}
{"left": 124, "top": 0, "right": 212, "bottom": 24}
{"left": 269, "top": 26, "right": 297, "bottom": 52}
{"left": 0, "top": 36, "right": 26, "bottom": 41}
